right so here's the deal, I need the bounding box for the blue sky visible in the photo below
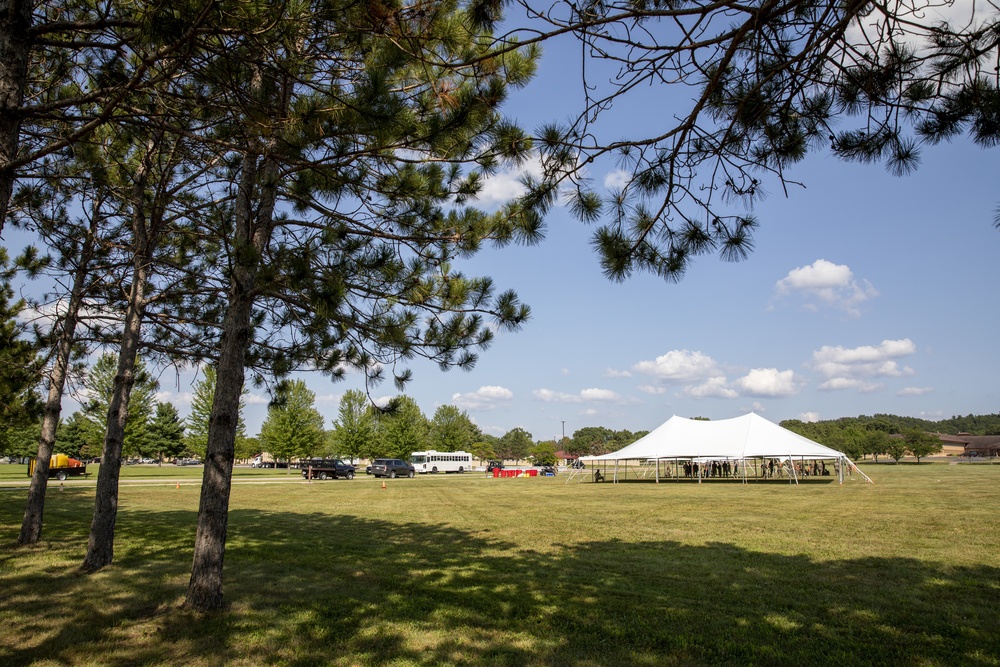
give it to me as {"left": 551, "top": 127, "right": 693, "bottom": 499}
{"left": 282, "top": 23, "right": 999, "bottom": 442}
{"left": 9, "top": 14, "right": 999, "bottom": 444}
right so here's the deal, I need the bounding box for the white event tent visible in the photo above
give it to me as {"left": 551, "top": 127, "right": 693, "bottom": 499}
{"left": 578, "top": 413, "right": 872, "bottom": 485}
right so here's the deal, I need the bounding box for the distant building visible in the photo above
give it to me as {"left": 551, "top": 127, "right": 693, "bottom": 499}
{"left": 933, "top": 433, "right": 972, "bottom": 456}
{"left": 956, "top": 434, "right": 1000, "bottom": 457}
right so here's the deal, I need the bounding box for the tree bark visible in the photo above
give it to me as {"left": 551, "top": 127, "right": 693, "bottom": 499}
{"left": 0, "top": 0, "right": 32, "bottom": 231}
{"left": 18, "top": 218, "right": 98, "bottom": 544}
{"left": 81, "top": 259, "right": 147, "bottom": 570}
{"left": 82, "top": 142, "right": 156, "bottom": 571}
{"left": 184, "top": 153, "right": 278, "bottom": 610}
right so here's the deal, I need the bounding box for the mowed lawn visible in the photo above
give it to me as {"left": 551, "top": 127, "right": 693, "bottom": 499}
{"left": 1, "top": 463, "right": 998, "bottom": 666}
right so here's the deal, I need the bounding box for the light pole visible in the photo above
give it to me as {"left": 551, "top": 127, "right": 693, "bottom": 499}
{"left": 561, "top": 420, "right": 565, "bottom": 445}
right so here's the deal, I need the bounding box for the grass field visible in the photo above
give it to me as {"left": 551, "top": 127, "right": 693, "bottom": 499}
{"left": 1, "top": 463, "right": 998, "bottom": 666}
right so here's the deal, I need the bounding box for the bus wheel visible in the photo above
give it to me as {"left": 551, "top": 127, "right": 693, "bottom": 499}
{"left": 458, "top": 466, "right": 464, "bottom": 473}
{"left": 431, "top": 467, "right": 438, "bottom": 474}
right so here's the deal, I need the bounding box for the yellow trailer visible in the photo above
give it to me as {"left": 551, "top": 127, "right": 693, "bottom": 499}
{"left": 28, "top": 454, "right": 90, "bottom": 481}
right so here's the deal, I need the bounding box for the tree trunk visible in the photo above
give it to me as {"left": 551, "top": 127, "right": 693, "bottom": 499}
{"left": 82, "top": 141, "right": 156, "bottom": 571}
{"left": 18, "top": 219, "right": 97, "bottom": 544}
{"left": 0, "top": 0, "right": 33, "bottom": 231}
{"left": 184, "top": 153, "right": 277, "bottom": 611}
{"left": 82, "top": 264, "right": 147, "bottom": 570}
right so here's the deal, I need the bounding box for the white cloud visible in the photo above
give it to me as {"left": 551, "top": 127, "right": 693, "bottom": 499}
{"left": 799, "top": 411, "right": 820, "bottom": 423}
{"left": 479, "top": 424, "right": 507, "bottom": 436}
{"left": 633, "top": 350, "right": 721, "bottom": 383}
{"left": 603, "top": 169, "right": 630, "bottom": 190}
{"left": 244, "top": 393, "right": 270, "bottom": 405}
{"left": 604, "top": 368, "right": 632, "bottom": 378}
{"left": 684, "top": 376, "right": 738, "bottom": 399}
{"left": 774, "top": 259, "right": 878, "bottom": 317}
{"left": 533, "top": 387, "right": 627, "bottom": 404}
{"left": 532, "top": 388, "right": 581, "bottom": 403}
{"left": 155, "top": 390, "right": 192, "bottom": 405}
{"left": 637, "top": 384, "right": 668, "bottom": 395}
{"left": 813, "top": 338, "right": 917, "bottom": 366}
{"left": 472, "top": 158, "right": 545, "bottom": 208}
{"left": 732, "top": 368, "right": 800, "bottom": 398}
{"left": 452, "top": 385, "right": 514, "bottom": 411}
{"left": 811, "top": 339, "right": 917, "bottom": 392}
{"left": 818, "top": 378, "right": 882, "bottom": 393}
{"left": 579, "top": 387, "right": 622, "bottom": 402}
{"left": 898, "top": 386, "right": 934, "bottom": 396}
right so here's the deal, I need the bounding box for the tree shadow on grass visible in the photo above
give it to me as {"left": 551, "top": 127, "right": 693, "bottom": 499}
{"left": 1, "top": 494, "right": 998, "bottom": 666}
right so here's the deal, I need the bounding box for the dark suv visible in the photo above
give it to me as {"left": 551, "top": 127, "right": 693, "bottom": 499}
{"left": 370, "top": 458, "right": 415, "bottom": 478}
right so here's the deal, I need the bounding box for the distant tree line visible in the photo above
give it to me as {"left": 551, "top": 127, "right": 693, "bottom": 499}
{"left": 779, "top": 414, "right": 1000, "bottom": 462}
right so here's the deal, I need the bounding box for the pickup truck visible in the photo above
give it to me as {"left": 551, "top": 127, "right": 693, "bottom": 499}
{"left": 300, "top": 459, "right": 356, "bottom": 480}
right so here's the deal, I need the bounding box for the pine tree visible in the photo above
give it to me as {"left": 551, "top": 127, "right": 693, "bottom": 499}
{"left": 17, "top": 209, "right": 107, "bottom": 545}
{"left": 56, "top": 412, "right": 103, "bottom": 460}
{"left": 0, "top": 249, "right": 42, "bottom": 455}
{"left": 146, "top": 402, "right": 186, "bottom": 461}
{"left": 185, "top": 366, "right": 246, "bottom": 457}
{"left": 183, "top": 0, "right": 544, "bottom": 610}
{"left": 2, "top": 1, "right": 223, "bottom": 232}
{"left": 80, "top": 353, "right": 159, "bottom": 458}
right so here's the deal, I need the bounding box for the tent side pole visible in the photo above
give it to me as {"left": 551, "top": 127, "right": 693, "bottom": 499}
{"left": 846, "top": 458, "right": 874, "bottom": 484}
{"left": 788, "top": 456, "right": 798, "bottom": 485}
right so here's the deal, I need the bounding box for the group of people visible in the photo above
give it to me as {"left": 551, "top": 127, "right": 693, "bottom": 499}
{"left": 793, "top": 460, "right": 830, "bottom": 477}
{"left": 682, "top": 460, "right": 740, "bottom": 478}
{"left": 591, "top": 458, "right": 841, "bottom": 482}
{"left": 682, "top": 458, "right": 834, "bottom": 479}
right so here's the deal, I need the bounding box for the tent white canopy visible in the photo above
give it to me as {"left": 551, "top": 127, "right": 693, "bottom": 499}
{"left": 579, "top": 413, "right": 871, "bottom": 484}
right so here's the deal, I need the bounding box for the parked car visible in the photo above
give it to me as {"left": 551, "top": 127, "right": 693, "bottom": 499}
{"left": 370, "top": 458, "right": 415, "bottom": 478}
{"left": 300, "top": 459, "right": 356, "bottom": 480}
{"left": 486, "top": 460, "right": 504, "bottom": 472}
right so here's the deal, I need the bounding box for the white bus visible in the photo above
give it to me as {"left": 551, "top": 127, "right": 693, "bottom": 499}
{"left": 410, "top": 450, "right": 474, "bottom": 474}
